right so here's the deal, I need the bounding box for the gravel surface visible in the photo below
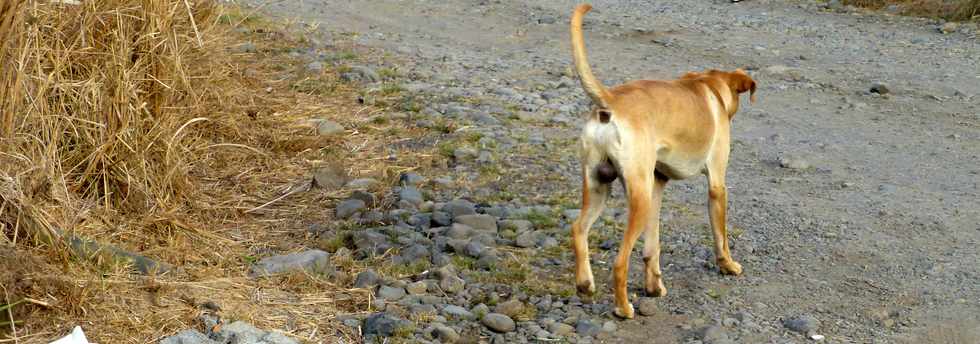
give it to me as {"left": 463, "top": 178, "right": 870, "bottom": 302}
{"left": 238, "top": 0, "right": 979, "bottom": 343}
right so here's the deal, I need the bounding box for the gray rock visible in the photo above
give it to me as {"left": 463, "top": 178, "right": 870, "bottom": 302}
{"left": 576, "top": 319, "right": 601, "bottom": 337}
{"left": 495, "top": 299, "right": 525, "bottom": 318}
{"left": 445, "top": 199, "right": 477, "bottom": 217}
{"left": 784, "top": 314, "right": 820, "bottom": 334}
{"left": 550, "top": 322, "right": 575, "bottom": 336}
{"left": 779, "top": 156, "right": 811, "bottom": 170}
{"left": 442, "top": 305, "right": 476, "bottom": 320}
{"left": 336, "top": 199, "right": 366, "bottom": 219}
{"left": 249, "top": 250, "right": 331, "bottom": 278}
{"left": 399, "top": 244, "right": 431, "bottom": 263}
{"left": 482, "top": 313, "right": 516, "bottom": 333}
{"left": 602, "top": 320, "right": 617, "bottom": 332}
{"left": 312, "top": 164, "right": 348, "bottom": 190}
{"left": 263, "top": 332, "right": 299, "bottom": 344}
{"left": 540, "top": 236, "right": 559, "bottom": 249}
{"left": 213, "top": 321, "right": 266, "bottom": 343}
{"left": 432, "top": 212, "right": 453, "bottom": 227}
{"left": 440, "top": 275, "right": 465, "bottom": 293}
{"left": 870, "top": 83, "right": 890, "bottom": 95}
{"left": 342, "top": 318, "right": 361, "bottom": 328}
{"left": 762, "top": 65, "right": 803, "bottom": 81}
{"left": 940, "top": 22, "right": 959, "bottom": 34}
{"left": 499, "top": 219, "right": 533, "bottom": 233}
{"left": 446, "top": 223, "right": 474, "bottom": 239}
{"left": 160, "top": 330, "right": 219, "bottom": 344}
{"left": 515, "top": 231, "right": 539, "bottom": 248}
{"left": 637, "top": 297, "right": 658, "bottom": 316}
{"left": 538, "top": 15, "right": 558, "bottom": 24}
{"left": 378, "top": 285, "right": 407, "bottom": 300}
{"left": 455, "top": 214, "right": 498, "bottom": 232}
{"left": 314, "top": 119, "right": 344, "bottom": 136}
{"left": 431, "top": 324, "right": 460, "bottom": 343}
{"left": 407, "top": 281, "right": 428, "bottom": 295}
{"left": 345, "top": 178, "right": 379, "bottom": 189}
{"left": 399, "top": 186, "right": 424, "bottom": 208}
{"left": 476, "top": 252, "right": 500, "bottom": 270}
{"left": 363, "top": 312, "right": 411, "bottom": 337}
{"left": 340, "top": 65, "right": 379, "bottom": 83}
{"left": 354, "top": 269, "right": 381, "bottom": 288}
{"left": 353, "top": 230, "right": 393, "bottom": 256}
{"left": 464, "top": 241, "right": 486, "bottom": 258}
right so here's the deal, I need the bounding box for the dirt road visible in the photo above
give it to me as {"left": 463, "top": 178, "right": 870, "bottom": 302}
{"left": 247, "top": 0, "right": 979, "bottom": 342}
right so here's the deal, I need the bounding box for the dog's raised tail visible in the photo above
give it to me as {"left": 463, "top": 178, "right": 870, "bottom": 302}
{"left": 570, "top": 4, "right": 611, "bottom": 109}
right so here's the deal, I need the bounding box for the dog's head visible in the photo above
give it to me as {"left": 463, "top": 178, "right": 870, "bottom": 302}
{"left": 682, "top": 69, "right": 757, "bottom": 118}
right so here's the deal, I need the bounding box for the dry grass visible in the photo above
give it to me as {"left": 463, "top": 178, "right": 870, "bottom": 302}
{"left": 843, "top": 0, "right": 980, "bottom": 20}
{"left": 0, "top": 1, "right": 442, "bottom": 343}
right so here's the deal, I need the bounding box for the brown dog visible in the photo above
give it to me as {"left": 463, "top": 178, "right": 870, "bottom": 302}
{"left": 568, "top": 4, "right": 757, "bottom": 319}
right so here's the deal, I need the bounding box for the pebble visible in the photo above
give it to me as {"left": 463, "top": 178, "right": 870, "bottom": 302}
{"left": 550, "top": 322, "right": 575, "bottom": 336}
{"left": 442, "top": 305, "right": 476, "bottom": 320}
{"left": 784, "top": 314, "right": 820, "bottom": 334}
{"left": 779, "top": 155, "right": 811, "bottom": 170}
{"left": 234, "top": 42, "right": 257, "bottom": 53}
{"left": 377, "top": 285, "right": 407, "bottom": 301}
{"left": 249, "top": 250, "right": 332, "bottom": 278}
{"left": 870, "top": 83, "right": 890, "bottom": 95}
{"left": 495, "top": 299, "right": 525, "bottom": 318}
{"left": 314, "top": 119, "right": 344, "bottom": 136}
{"left": 335, "top": 199, "right": 366, "bottom": 218}
{"left": 454, "top": 214, "right": 498, "bottom": 232}
{"left": 576, "top": 319, "right": 601, "bottom": 337}
{"left": 482, "top": 313, "right": 517, "bottom": 333}
{"left": 407, "top": 281, "right": 429, "bottom": 295}
{"left": 354, "top": 270, "right": 381, "bottom": 288}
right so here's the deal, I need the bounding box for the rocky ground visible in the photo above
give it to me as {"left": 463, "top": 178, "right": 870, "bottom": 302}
{"left": 165, "top": 0, "right": 980, "bottom": 343}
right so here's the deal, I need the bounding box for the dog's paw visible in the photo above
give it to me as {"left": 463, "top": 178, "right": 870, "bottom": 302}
{"left": 576, "top": 281, "right": 596, "bottom": 302}
{"left": 613, "top": 303, "right": 635, "bottom": 319}
{"left": 645, "top": 281, "right": 667, "bottom": 297}
{"left": 718, "top": 259, "right": 743, "bottom": 276}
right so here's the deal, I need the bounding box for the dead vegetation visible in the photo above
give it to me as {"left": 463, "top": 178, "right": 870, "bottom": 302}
{"left": 0, "top": 0, "right": 442, "bottom": 342}
{"left": 843, "top": 0, "right": 980, "bottom": 20}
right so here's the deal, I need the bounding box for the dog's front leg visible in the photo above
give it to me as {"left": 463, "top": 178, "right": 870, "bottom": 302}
{"left": 571, "top": 167, "right": 610, "bottom": 302}
{"left": 642, "top": 175, "right": 669, "bottom": 297}
{"left": 613, "top": 166, "right": 654, "bottom": 319}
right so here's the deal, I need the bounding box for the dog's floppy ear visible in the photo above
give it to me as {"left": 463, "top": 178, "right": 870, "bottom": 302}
{"left": 731, "top": 69, "right": 757, "bottom": 103}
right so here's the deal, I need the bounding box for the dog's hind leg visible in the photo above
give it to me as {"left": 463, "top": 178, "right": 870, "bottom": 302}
{"left": 613, "top": 163, "right": 656, "bottom": 319}
{"left": 571, "top": 166, "right": 610, "bottom": 302}
{"left": 642, "top": 174, "right": 668, "bottom": 297}
{"left": 706, "top": 143, "right": 743, "bottom": 276}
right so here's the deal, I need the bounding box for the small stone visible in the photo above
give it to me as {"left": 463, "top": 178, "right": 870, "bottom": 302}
{"left": 602, "top": 321, "right": 617, "bottom": 332}
{"left": 482, "top": 313, "right": 516, "bottom": 333}
{"left": 442, "top": 305, "right": 475, "bottom": 320}
{"left": 445, "top": 199, "right": 477, "bottom": 217}
{"left": 315, "top": 119, "right": 344, "bottom": 136}
{"left": 354, "top": 270, "right": 381, "bottom": 288}
{"left": 249, "top": 250, "right": 332, "bottom": 278}
{"left": 407, "top": 281, "right": 428, "bottom": 295}
{"left": 263, "top": 332, "right": 299, "bottom": 344}
{"left": 446, "top": 223, "right": 474, "bottom": 239}
{"left": 312, "top": 164, "right": 348, "bottom": 190}
{"left": 576, "top": 319, "right": 601, "bottom": 337}
{"left": 432, "top": 211, "right": 453, "bottom": 227}
{"left": 349, "top": 190, "right": 375, "bottom": 206}
{"left": 378, "top": 285, "right": 407, "bottom": 301}
{"left": 762, "top": 65, "right": 803, "bottom": 81}
{"left": 432, "top": 324, "right": 460, "bottom": 343}
{"left": 214, "top": 321, "right": 266, "bottom": 343}
{"left": 637, "top": 298, "right": 658, "bottom": 316}
{"left": 160, "top": 329, "right": 219, "bottom": 344}
{"left": 870, "top": 83, "right": 890, "bottom": 95}
{"left": 455, "top": 214, "right": 498, "bottom": 232}
{"left": 363, "top": 312, "right": 411, "bottom": 337}
{"left": 440, "top": 275, "right": 465, "bottom": 293}
{"left": 399, "top": 187, "right": 424, "bottom": 207}
{"left": 336, "top": 199, "right": 366, "bottom": 219}
{"left": 515, "top": 231, "right": 538, "bottom": 248}
{"left": 784, "top": 314, "right": 820, "bottom": 334}
{"left": 540, "top": 236, "right": 559, "bottom": 248}
{"left": 779, "top": 156, "right": 811, "bottom": 170}
{"left": 550, "top": 322, "right": 575, "bottom": 336}
{"left": 465, "top": 241, "right": 486, "bottom": 258}
{"left": 453, "top": 147, "right": 479, "bottom": 161}
{"left": 722, "top": 317, "right": 739, "bottom": 327}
